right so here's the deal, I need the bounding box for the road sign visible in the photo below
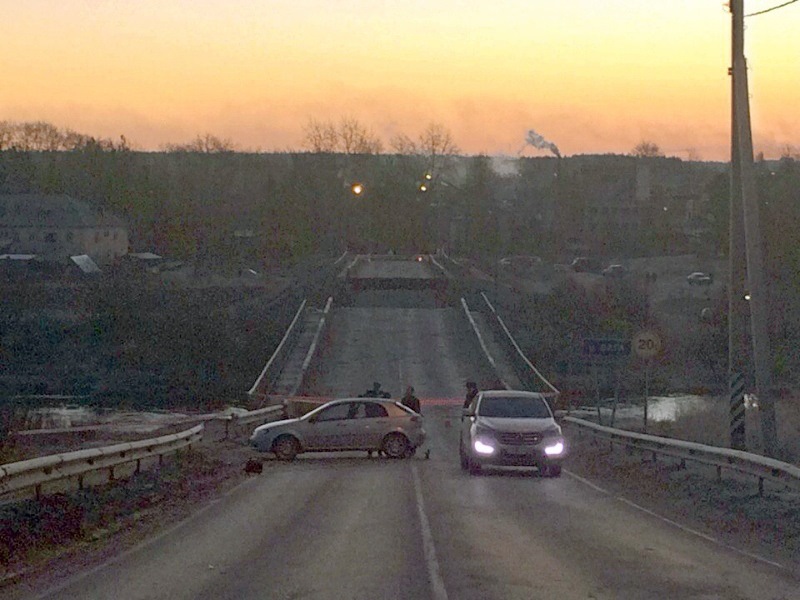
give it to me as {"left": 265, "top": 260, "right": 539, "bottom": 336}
{"left": 633, "top": 330, "right": 662, "bottom": 359}
{"left": 582, "top": 338, "right": 630, "bottom": 358}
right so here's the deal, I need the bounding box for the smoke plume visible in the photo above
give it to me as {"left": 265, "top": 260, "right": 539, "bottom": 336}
{"left": 523, "top": 129, "right": 560, "bottom": 158}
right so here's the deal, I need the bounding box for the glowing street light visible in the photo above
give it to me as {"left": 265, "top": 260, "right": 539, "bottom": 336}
{"left": 351, "top": 183, "right": 364, "bottom": 196}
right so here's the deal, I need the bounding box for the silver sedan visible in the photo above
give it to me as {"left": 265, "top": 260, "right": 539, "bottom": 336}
{"left": 250, "top": 398, "right": 425, "bottom": 460}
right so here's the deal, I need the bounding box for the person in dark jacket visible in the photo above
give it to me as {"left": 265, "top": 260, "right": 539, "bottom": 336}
{"left": 464, "top": 381, "right": 479, "bottom": 409}
{"left": 362, "top": 381, "right": 391, "bottom": 398}
{"left": 401, "top": 385, "right": 421, "bottom": 414}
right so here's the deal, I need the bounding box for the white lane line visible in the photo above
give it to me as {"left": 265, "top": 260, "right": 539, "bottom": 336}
{"left": 564, "top": 469, "right": 610, "bottom": 494}
{"left": 412, "top": 464, "right": 449, "bottom": 600}
{"left": 564, "top": 469, "right": 786, "bottom": 571}
{"left": 615, "top": 496, "right": 786, "bottom": 570}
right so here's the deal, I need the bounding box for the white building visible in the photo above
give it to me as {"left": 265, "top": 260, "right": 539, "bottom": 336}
{"left": 0, "top": 194, "right": 128, "bottom": 264}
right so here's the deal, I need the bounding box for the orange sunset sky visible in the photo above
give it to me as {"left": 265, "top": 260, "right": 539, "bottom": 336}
{"left": 1, "top": 0, "right": 798, "bottom": 160}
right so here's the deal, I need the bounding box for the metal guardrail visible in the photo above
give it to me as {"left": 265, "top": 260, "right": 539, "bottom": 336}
{"left": 0, "top": 424, "right": 203, "bottom": 499}
{"left": 215, "top": 405, "right": 288, "bottom": 440}
{"left": 247, "top": 299, "right": 308, "bottom": 399}
{"left": 479, "top": 292, "right": 560, "bottom": 396}
{"left": 565, "top": 416, "right": 800, "bottom": 494}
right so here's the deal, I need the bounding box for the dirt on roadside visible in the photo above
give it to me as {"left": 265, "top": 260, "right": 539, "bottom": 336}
{"left": 0, "top": 439, "right": 259, "bottom": 597}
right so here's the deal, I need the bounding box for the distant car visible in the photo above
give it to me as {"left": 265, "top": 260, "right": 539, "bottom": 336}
{"left": 602, "top": 264, "right": 628, "bottom": 278}
{"left": 687, "top": 272, "right": 713, "bottom": 285}
{"left": 459, "top": 390, "right": 565, "bottom": 477}
{"left": 499, "top": 255, "right": 542, "bottom": 271}
{"left": 571, "top": 257, "right": 602, "bottom": 273}
{"left": 250, "top": 398, "right": 425, "bottom": 460}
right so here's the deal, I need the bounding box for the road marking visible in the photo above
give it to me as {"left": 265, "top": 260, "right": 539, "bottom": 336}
{"left": 564, "top": 469, "right": 610, "bottom": 494}
{"left": 564, "top": 469, "right": 787, "bottom": 571}
{"left": 412, "top": 464, "right": 449, "bottom": 600}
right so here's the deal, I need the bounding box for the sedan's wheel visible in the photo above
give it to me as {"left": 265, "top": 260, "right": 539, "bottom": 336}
{"left": 382, "top": 433, "right": 410, "bottom": 459}
{"left": 273, "top": 436, "right": 299, "bottom": 461}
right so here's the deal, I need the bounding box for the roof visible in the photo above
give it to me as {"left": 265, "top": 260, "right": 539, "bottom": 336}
{"left": 70, "top": 254, "right": 101, "bottom": 274}
{"left": 0, "top": 254, "right": 38, "bottom": 261}
{"left": 0, "top": 194, "right": 126, "bottom": 229}
{"left": 127, "top": 252, "right": 162, "bottom": 260}
{"left": 478, "top": 390, "right": 547, "bottom": 398}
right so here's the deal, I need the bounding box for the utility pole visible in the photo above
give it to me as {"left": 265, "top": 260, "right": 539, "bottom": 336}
{"left": 729, "top": 0, "right": 778, "bottom": 456}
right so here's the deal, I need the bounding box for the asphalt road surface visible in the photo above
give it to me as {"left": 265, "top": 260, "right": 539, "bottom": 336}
{"left": 30, "top": 406, "right": 799, "bottom": 600}
{"left": 24, "top": 261, "right": 800, "bottom": 599}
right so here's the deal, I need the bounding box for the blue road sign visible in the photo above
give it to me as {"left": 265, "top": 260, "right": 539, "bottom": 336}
{"left": 582, "top": 338, "right": 631, "bottom": 358}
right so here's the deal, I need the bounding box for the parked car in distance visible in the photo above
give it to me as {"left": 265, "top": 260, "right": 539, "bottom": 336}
{"left": 250, "top": 398, "right": 425, "bottom": 460}
{"left": 571, "top": 256, "right": 602, "bottom": 273}
{"left": 687, "top": 271, "right": 713, "bottom": 285}
{"left": 499, "top": 255, "right": 542, "bottom": 273}
{"left": 459, "top": 390, "right": 565, "bottom": 477}
{"left": 602, "top": 264, "right": 628, "bottom": 278}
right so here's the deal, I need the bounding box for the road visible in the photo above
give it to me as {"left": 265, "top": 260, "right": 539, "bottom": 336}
{"left": 31, "top": 408, "right": 799, "bottom": 600}
{"left": 25, "top": 259, "right": 800, "bottom": 599}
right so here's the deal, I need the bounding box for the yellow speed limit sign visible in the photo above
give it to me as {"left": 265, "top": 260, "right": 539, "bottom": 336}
{"left": 633, "top": 330, "right": 662, "bottom": 359}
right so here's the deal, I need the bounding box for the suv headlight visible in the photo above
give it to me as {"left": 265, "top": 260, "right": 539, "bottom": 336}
{"left": 473, "top": 425, "right": 497, "bottom": 455}
{"left": 544, "top": 440, "right": 565, "bottom": 456}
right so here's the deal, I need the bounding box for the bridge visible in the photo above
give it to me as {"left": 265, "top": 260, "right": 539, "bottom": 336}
{"left": 11, "top": 256, "right": 799, "bottom": 599}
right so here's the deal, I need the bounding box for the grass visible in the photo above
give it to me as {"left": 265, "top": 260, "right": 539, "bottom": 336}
{"left": 0, "top": 448, "right": 232, "bottom": 580}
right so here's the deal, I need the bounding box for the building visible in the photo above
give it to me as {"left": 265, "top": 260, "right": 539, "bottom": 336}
{"left": 0, "top": 194, "right": 128, "bottom": 264}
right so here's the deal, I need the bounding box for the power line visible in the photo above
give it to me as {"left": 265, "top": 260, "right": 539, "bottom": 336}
{"left": 746, "top": 0, "right": 799, "bottom": 17}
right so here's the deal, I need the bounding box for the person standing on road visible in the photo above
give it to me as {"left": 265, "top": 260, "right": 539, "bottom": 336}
{"left": 464, "top": 381, "right": 479, "bottom": 409}
{"left": 362, "top": 381, "right": 390, "bottom": 398}
{"left": 401, "top": 385, "right": 421, "bottom": 414}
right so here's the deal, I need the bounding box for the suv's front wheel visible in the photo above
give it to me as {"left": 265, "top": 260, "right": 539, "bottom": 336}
{"left": 459, "top": 442, "right": 469, "bottom": 471}
{"left": 541, "top": 464, "right": 562, "bottom": 478}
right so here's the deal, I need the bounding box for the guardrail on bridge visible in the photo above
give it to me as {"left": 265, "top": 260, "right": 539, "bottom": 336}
{"left": 1, "top": 424, "right": 203, "bottom": 499}
{"left": 565, "top": 416, "right": 800, "bottom": 495}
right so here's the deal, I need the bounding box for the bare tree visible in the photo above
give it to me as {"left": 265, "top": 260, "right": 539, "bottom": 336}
{"left": 391, "top": 122, "right": 460, "bottom": 175}
{"left": 631, "top": 140, "right": 665, "bottom": 158}
{"left": 302, "top": 117, "right": 383, "bottom": 154}
{"left": 781, "top": 144, "right": 800, "bottom": 161}
{"left": 0, "top": 121, "right": 14, "bottom": 151}
{"left": 163, "top": 133, "right": 235, "bottom": 153}
{"left": 302, "top": 119, "right": 338, "bottom": 153}
{"left": 338, "top": 117, "right": 383, "bottom": 154}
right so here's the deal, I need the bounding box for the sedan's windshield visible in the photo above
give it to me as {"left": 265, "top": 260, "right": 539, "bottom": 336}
{"left": 478, "top": 396, "right": 551, "bottom": 419}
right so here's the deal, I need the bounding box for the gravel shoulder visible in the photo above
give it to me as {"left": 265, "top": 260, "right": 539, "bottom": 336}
{"left": 564, "top": 426, "right": 800, "bottom": 570}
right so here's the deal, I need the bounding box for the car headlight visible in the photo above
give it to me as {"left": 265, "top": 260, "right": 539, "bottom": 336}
{"left": 544, "top": 440, "right": 565, "bottom": 456}
{"left": 473, "top": 426, "right": 496, "bottom": 454}
{"left": 474, "top": 439, "right": 496, "bottom": 455}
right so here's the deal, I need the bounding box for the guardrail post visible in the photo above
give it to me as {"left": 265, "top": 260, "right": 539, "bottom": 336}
{"left": 78, "top": 475, "right": 84, "bottom": 490}
{"left": 717, "top": 465, "right": 722, "bottom": 481}
{"left": 35, "top": 484, "right": 42, "bottom": 500}
{"left": 679, "top": 458, "right": 686, "bottom": 470}
{"left": 109, "top": 466, "right": 115, "bottom": 482}
{"left": 135, "top": 459, "right": 141, "bottom": 474}
{"left": 758, "top": 477, "right": 764, "bottom": 497}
